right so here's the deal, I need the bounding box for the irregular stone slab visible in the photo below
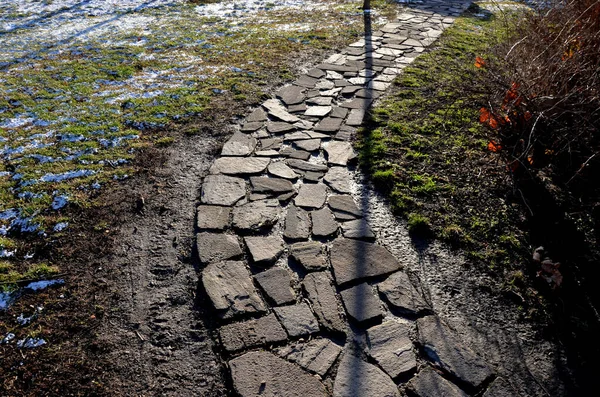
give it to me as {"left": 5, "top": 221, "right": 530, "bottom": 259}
{"left": 332, "top": 210, "right": 360, "bottom": 221}
{"left": 367, "top": 321, "right": 416, "bottom": 378}
{"left": 378, "top": 271, "right": 430, "bottom": 315}
{"left": 285, "top": 149, "right": 311, "bottom": 160}
{"left": 250, "top": 176, "right": 294, "bottom": 194}
{"left": 324, "top": 141, "right": 357, "bottom": 166}
{"left": 274, "top": 303, "right": 319, "bottom": 337}
{"left": 196, "top": 232, "right": 243, "bottom": 264}
{"left": 295, "top": 184, "right": 327, "bottom": 209}
{"left": 283, "top": 338, "right": 342, "bottom": 376}
{"left": 267, "top": 121, "right": 296, "bottom": 134}
{"left": 340, "top": 98, "right": 373, "bottom": 109}
{"left": 295, "top": 75, "right": 319, "bottom": 88}
{"left": 324, "top": 167, "right": 352, "bottom": 194}
{"left": 315, "top": 117, "right": 343, "bottom": 133}
{"left": 255, "top": 149, "right": 280, "bottom": 157}
{"left": 307, "top": 68, "right": 326, "bottom": 79}
{"left": 303, "top": 272, "right": 346, "bottom": 333}
{"left": 341, "top": 219, "right": 375, "bottom": 240}
{"left": 482, "top": 377, "right": 516, "bottom": 397}
{"left": 315, "top": 79, "right": 335, "bottom": 90}
{"left": 246, "top": 107, "right": 268, "bottom": 122}
{"left": 316, "top": 63, "right": 359, "bottom": 73}
{"left": 294, "top": 119, "right": 314, "bottom": 130}
{"left": 283, "top": 131, "right": 311, "bottom": 141}
{"left": 232, "top": 199, "right": 279, "bottom": 231}
{"left": 284, "top": 204, "right": 311, "bottom": 240}
{"left": 407, "top": 367, "right": 468, "bottom": 397}
{"left": 340, "top": 282, "right": 382, "bottom": 322}
{"left": 417, "top": 316, "right": 494, "bottom": 389}
{"left": 305, "top": 106, "right": 332, "bottom": 117}
{"left": 303, "top": 171, "right": 325, "bottom": 182}
{"left": 288, "top": 103, "right": 307, "bottom": 113}
{"left": 196, "top": 205, "right": 231, "bottom": 230}
{"left": 277, "top": 85, "right": 306, "bottom": 105}
{"left": 311, "top": 207, "right": 339, "bottom": 237}
{"left": 220, "top": 314, "right": 286, "bottom": 352}
{"left": 260, "top": 137, "right": 283, "bottom": 150}
{"left": 240, "top": 121, "right": 264, "bottom": 132}
{"left": 333, "top": 354, "right": 400, "bottom": 397}
{"left": 202, "top": 260, "right": 266, "bottom": 319}
{"left": 244, "top": 236, "right": 285, "bottom": 264}
{"left": 331, "top": 238, "right": 402, "bottom": 285}
{"left": 268, "top": 161, "right": 299, "bottom": 179}
{"left": 330, "top": 106, "right": 349, "bottom": 118}
{"left": 290, "top": 241, "right": 328, "bottom": 271}
{"left": 307, "top": 96, "right": 333, "bottom": 106}
{"left": 294, "top": 139, "right": 321, "bottom": 152}
{"left": 328, "top": 195, "right": 362, "bottom": 217}
{"left": 306, "top": 131, "right": 330, "bottom": 139}
{"left": 286, "top": 159, "right": 328, "bottom": 173}
{"left": 209, "top": 156, "right": 270, "bottom": 175}
{"left": 346, "top": 108, "right": 366, "bottom": 126}
{"left": 229, "top": 351, "right": 327, "bottom": 397}
{"left": 263, "top": 98, "right": 300, "bottom": 122}
{"left": 221, "top": 132, "right": 257, "bottom": 156}
{"left": 201, "top": 174, "right": 246, "bottom": 206}
{"left": 254, "top": 267, "right": 295, "bottom": 305}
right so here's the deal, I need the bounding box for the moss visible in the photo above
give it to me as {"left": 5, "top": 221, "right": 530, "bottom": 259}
{"left": 407, "top": 213, "right": 431, "bottom": 236}
{"left": 154, "top": 137, "right": 175, "bottom": 147}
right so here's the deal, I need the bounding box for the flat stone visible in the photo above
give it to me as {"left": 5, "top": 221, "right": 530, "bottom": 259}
{"left": 376, "top": 47, "right": 403, "bottom": 56}
{"left": 245, "top": 236, "right": 285, "bottom": 264}
{"left": 320, "top": 87, "right": 342, "bottom": 96}
{"left": 229, "top": 351, "right": 327, "bottom": 397}
{"left": 240, "top": 121, "right": 264, "bottom": 132}
{"left": 290, "top": 241, "right": 328, "bottom": 271}
{"left": 306, "top": 96, "right": 333, "bottom": 106}
{"left": 255, "top": 149, "right": 280, "bottom": 157}
{"left": 367, "top": 321, "right": 417, "bottom": 378}
{"left": 255, "top": 267, "right": 295, "bottom": 305}
{"left": 307, "top": 68, "right": 326, "bottom": 79}
{"left": 295, "top": 75, "right": 319, "bottom": 88}
{"left": 341, "top": 219, "right": 375, "bottom": 240}
{"left": 202, "top": 260, "right": 266, "bottom": 319}
{"left": 286, "top": 159, "right": 328, "bottom": 173}
{"left": 482, "top": 377, "right": 516, "bottom": 397}
{"left": 305, "top": 106, "right": 332, "bottom": 117}
{"left": 196, "top": 232, "right": 243, "bottom": 264}
{"left": 335, "top": 128, "right": 355, "bottom": 141}
{"left": 220, "top": 314, "right": 286, "bottom": 352}
{"left": 201, "top": 174, "right": 246, "bottom": 206}
{"left": 340, "top": 282, "right": 382, "bottom": 322}
{"left": 303, "top": 272, "right": 345, "bottom": 333}
{"left": 209, "top": 157, "right": 270, "bottom": 175}
{"left": 196, "top": 205, "right": 231, "bottom": 230}
{"left": 274, "top": 303, "right": 319, "bottom": 337}
{"left": 267, "top": 121, "right": 296, "bottom": 134}
{"left": 286, "top": 149, "right": 311, "bottom": 160}
{"left": 346, "top": 108, "right": 366, "bottom": 126}
{"left": 246, "top": 107, "right": 268, "bottom": 122}
{"left": 294, "top": 139, "right": 321, "bottom": 152}
{"left": 306, "top": 131, "right": 330, "bottom": 139}
{"left": 288, "top": 103, "right": 307, "bottom": 113}
{"left": 378, "top": 271, "right": 430, "bottom": 315}
{"left": 355, "top": 88, "right": 381, "bottom": 98}
{"left": 334, "top": 79, "right": 351, "bottom": 87}
{"left": 268, "top": 161, "right": 299, "bottom": 179}
{"left": 340, "top": 98, "right": 373, "bottom": 109}
{"left": 250, "top": 176, "right": 294, "bottom": 194}
{"left": 333, "top": 354, "right": 400, "bottom": 397}
{"left": 311, "top": 207, "right": 339, "bottom": 237}
{"left": 328, "top": 195, "right": 362, "bottom": 217}
{"left": 332, "top": 210, "right": 359, "bottom": 221}
{"left": 277, "top": 85, "right": 306, "bottom": 105}
{"left": 260, "top": 137, "right": 283, "bottom": 150}
{"left": 315, "top": 117, "right": 343, "bottom": 133}
{"left": 417, "top": 316, "right": 494, "bottom": 389}
{"left": 324, "top": 141, "right": 357, "bottom": 166}
{"left": 303, "top": 171, "right": 325, "bottom": 182}
{"left": 316, "top": 63, "right": 359, "bottom": 73}
{"left": 341, "top": 85, "right": 361, "bottom": 95}
{"left": 294, "top": 119, "right": 314, "bottom": 130}
{"left": 295, "top": 184, "right": 327, "bottom": 209}
{"left": 368, "top": 80, "right": 392, "bottom": 91}
{"left": 221, "top": 132, "right": 257, "bottom": 156}
{"left": 324, "top": 167, "right": 352, "bottom": 194}
{"left": 284, "top": 204, "right": 311, "bottom": 240}
{"left": 407, "top": 367, "right": 468, "bottom": 397}
{"left": 283, "top": 131, "right": 311, "bottom": 141}
{"left": 284, "top": 338, "right": 342, "bottom": 376}
{"left": 328, "top": 107, "right": 347, "bottom": 119}
{"left": 232, "top": 199, "right": 280, "bottom": 231}
{"left": 330, "top": 238, "right": 402, "bottom": 285}
{"left": 263, "top": 98, "right": 300, "bottom": 122}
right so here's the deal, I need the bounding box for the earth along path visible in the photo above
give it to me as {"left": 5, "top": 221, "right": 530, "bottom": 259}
{"left": 197, "top": 1, "right": 530, "bottom": 396}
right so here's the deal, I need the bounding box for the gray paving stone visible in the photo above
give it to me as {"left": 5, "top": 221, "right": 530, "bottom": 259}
{"left": 294, "top": 119, "right": 314, "bottom": 130}
{"left": 330, "top": 238, "right": 402, "bottom": 285}
{"left": 274, "top": 302, "right": 319, "bottom": 337}
{"left": 332, "top": 209, "right": 360, "bottom": 221}
{"left": 196, "top": 205, "right": 231, "bottom": 230}
{"left": 305, "top": 106, "right": 332, "bottom": 117}
{"left": 340, "top": 282, "right": 382, "bottom": 322}
{"left": 285, "top": 149, "right": 311, "bottom": 160}
{"left": 220, "top": 314, "right": 286, "bottom": 352}
{"left": 306, "top": 96, "right": 333, "bottom": 106}
{"left": 367, "top": 321, "right": 416, "bottom": 378}
{"left": 288, "top": 103, "right": 307, "bottom": 113}
{"left": 341, "top": 85, "right": 361, "bottom": 95}
{"left": 311, "top": 207, "right": 339, "bottom": 237}
{"left": 355, "top": 88, "right": 382, "bottom": 99}
{"left": 250, "top": 176, "right": 295, "bottom": 194}
{"left": 283, "top": 338, "right": 342, "bottom": 376}
{"left": 295, "top": 184, "right": 327, "bottom": 209}
{"left": 324, "top": 167, "right": 352, "bottom": 194}
{"left": 417, "top": 316, "right": 494, "bottom": 389}
{"left": 255, "top": 267, "right": 295, "bottom": 305}
{"left": 201, "top": 174, "right": 246, "bottom": 206}
{"left": 341, "top": 219, "right": 375, "bottom": 240}
{"left": 268, "top": 161, "right": 300, "bottom": 179}
{"left": 324, "top": 141, "right": 357, "bottom": 166}
{"left": 407, "top": 367, "right": 468, "bottom": 397}
{"left": 267, "top": 121, "right": 296, "bottom": 134}
{"left": 209, "top": 156, "right": 270, "bottom": 175}
{"left": 346, "top": 108, "right": 366, "bottom": 126}
{"left": 295, "top": 75, "right": 319, "bottom": 88}
{"left": 221, "top": 131, "right": 257, "bottom": 156}
{"left": 277, "top": 85, "right": 306, "bottom": 105}
{"left": 283, "top": 131, "right": 311, "bottom": 141}
{"left": 307, "top": 68, "right": 326, "bottom": 79}
{"left": 263, "top": 98, "right": 300, "bottom": 123}
{"left": 244, "top": 236, "right": 285, "bottom": 264}
{"left": 302, "top": 272, "right": 346, "bottom": 333}
{"left": 330, "top": 106, "right": 349, "bottom": 118}
{"left": 229, "top": 351, "right": 327, "bottom": 397}
{"left": 306, "top": 131, "right": 331, "bottom": 139}
{"left": 315, "top": 117, "right": 343, "bottom": 133}
{"left": 328, "top": 195, "right": 362, "bottom": 218}
{"left": 202, "top": 260, "right": 266, "bottom": 319}
{"left": 286, "top": 159, "right": 328, "bottom": 173}
{"left": 196, "top": 232, "right": 243, "bottom": 264}
{"left": 284, "top": 204, "right": 311, "bottom": 240}
{"left": 294, "top": 139, "right": 321, "bottom": 152}
{"left": 232, "top": 199, "right": 279, "bottom": 231}
{"left": 334, "top": 79, "right": 351, "bottom": 87}
{"left": 240, "top": 121, "right": 264, "bottom": 132}
{"left": 255, "top": 149, "right": 280, "bottom": 157}
{"left": 340, "top": 97, "right": 373, "bottom": 109}
{"left": 246, "top": 107, "right": 268, "bottom": 122}
{"left": 378, "top": 271, "right": 430, "bottom": 315}
{"left": 482, "top": 377, "right": 516, "bottom": 397}
{"left": 260, "top": 137, "right": 283, "bottom": 150}
{"left": 290, "top": 241, "right": 328, "bottom": 271}
{"left": 333, "top": 353, "right": 400, "bottom": 397}
{"left": 302, "top": 171, "right": 325, "bottom": 182}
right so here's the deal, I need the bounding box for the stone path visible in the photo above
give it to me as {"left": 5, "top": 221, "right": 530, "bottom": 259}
{"left": 196, "top": 1, "right": 512, "bottom": 396}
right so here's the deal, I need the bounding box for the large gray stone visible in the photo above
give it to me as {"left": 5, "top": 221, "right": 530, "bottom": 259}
{"left": 220, "top": 314, "right": 286, "bottom": 352}
{"left": 328, "top": 195, "right": 362, "bottom": 217}
{"left": 232, "top": 199, "right": 279, "bottom": 231}
{"left": 277, "top": 85, "right": 306, "bottom": 105}
{"left": 482, "top": 377, "right": 516, "bottom": 397}
{"left": 196, "top": 232, "right": 242, "bottom": 264}
{"left": 196, "top": 205, "right": 231, "bottom": 230}
{"left": 221, "top": 132, "right": 257, "bottom": 156}
{"left": 261, "top": 137, "right": 283, "bottom": 150}
{"left": 246, "top": 107, "right": 268, "bottom": 122}
{"left": 330, "top": 238, "right": 402, "bottom": 285}
{"left": 202, "top": 260, "right": 266, "bottom": 319}
{"left": 407, "top": 367, "right": 468, "bottom": 397}
{"left": 294, "top": 184, "right": 327, "bottom": 209}
{"left": 324, "top": 167, "right": 352, "bottom": 194}
{"left": 201, "top": 175, "right": 246, "bottom": 206}
{"left": 254, "top": 267, "right": 295, "bottom": 305}
{"left": 244, "top": 236, "right": 285, "bottom": 263}
{"left": 341, "top": 219, "right": 375, "bottom": 240}
{"left": 340, "top": 282, "right": 382, "bottom": 323}
{"left": 286, "top": 159, "right": 328, "bottom": 173}
{"left": 283, "top": 338, "right": 342, "bottom": 376}
{"left": 250, "top": 176, "right": 295, "bottom": 195}
{"left": 267, "top": 121, "right": 296, "bottom": 134}
{"left": 229, "top": 351, "right": 327, "bottom": 397}
{"left": 367, "top": 321, "right": 416, "bottom": 378}
{"left": 417, "top": 316, "right": 494, "bottom": 390}
{"left": 333, "top": 354, "right": 400, "bottom": 397}
{"left": 311, "top": 207, "right": 339, "bottom": 237}
{"left": 302, "top": 272, "right": 345, "bottom": 334}
{"left": 294, "top": 139, "right": 321, "bottom": 152}
{"left": 290, "top": 241, "right": 328, "bottom": 271}
{"left": 305, "top": 106, "right": 332, "bottom": 117}
{"left": 274, "top": 303, "right": 319, "bottom": 337}
{"left": 315, "top": 117, "right": 343, "bottom": 133}
{"left": 324, "top": 141, "right": 357, "bottom": 166}
{"left": 268, "top": 161, "right": 299, "bottom": 179}
{"left": 209, "top": 156, "right": 270, "bottom": 175}
{"left": 378, "top": 271, "right": 430, "bottom": 315}
{"left": 263, "top": 99, "right": 300, "bottom": 123}
{"left": 284, "top": 205, "right": 311, "bottom": 240}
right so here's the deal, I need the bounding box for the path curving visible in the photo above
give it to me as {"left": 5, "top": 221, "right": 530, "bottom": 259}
{"left": 195, "top": 1, "right": 511, "bottom": 396}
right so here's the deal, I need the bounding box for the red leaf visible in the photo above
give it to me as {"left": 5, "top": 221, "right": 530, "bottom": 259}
{"left": 488, "top": 141, "right": 502, "bottom": 152}
{"left": 474, "top": 56, "right": 486, "bottom": 68}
